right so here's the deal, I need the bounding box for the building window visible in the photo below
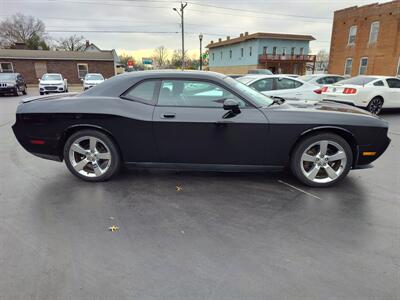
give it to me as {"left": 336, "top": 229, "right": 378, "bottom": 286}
{"left": 300, "top": 47, "right": 304, "bottom": 55}
{"left": 77, "top": 63, "right": 88, "bottom": 78}
{"left": 241, "top": 48, "right": 244, "bottom": 57}
{"left": 272, "top": 47, "right": 277, "bottom": 55}
{"left": 263, "top": 46, "right": 268, "bottom": 54}
{"left": 249, "top": 47, "right": 252, "bottom": 56}
{"left": 359, "top": 57, "right": 368, "bottom": 75}
{"left": 0, "top": 62, "right": 13, "bottom": 73}
{"left": 369, "top": 21, "right": 379, "bottom": 44}
{"left": 348, "top": 26, "right": 357, "bottom": 45}
{"left": 282, "top": 48, "right": 286, "bottom": 56}
{"left": 229, "top": 49, "right": 232, "bottom": 59}
{"left": 291, "top": 47, "right": 295, "bottom": 55}
{"left": 344, "top": 58, "right": 353, "bottom": 75}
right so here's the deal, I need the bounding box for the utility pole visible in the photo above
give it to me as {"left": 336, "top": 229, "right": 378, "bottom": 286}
{"left": 199, "top": 33, "right": 203, "bottom": 70}
{"left": 173, "top": 2, "right": 188, "bottom": 70}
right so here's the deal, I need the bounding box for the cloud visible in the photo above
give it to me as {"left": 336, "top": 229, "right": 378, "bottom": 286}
{"left": 0, "top": 0, "right": 381, "bottom": 55}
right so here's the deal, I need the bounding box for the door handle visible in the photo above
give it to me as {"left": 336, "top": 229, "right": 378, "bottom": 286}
{"left": 161, "top": 113, "right": 176, "bottom": 119}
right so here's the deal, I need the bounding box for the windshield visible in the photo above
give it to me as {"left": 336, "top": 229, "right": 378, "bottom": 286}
{"left": 85, "top": 74, "right": 104, "bottom": 81}
{"left": 224, "top": 76, "right": 273, "bottom": 107}
{"left": 339, "top": 76, "right": 377, "bottom": 85}
{"left": 236, "top": 76, "right": 256, "bottom": 85}
{"left": 42, "top": 74, "right": 62, "bottom": 81}
{"left": 0, "top": 73, "right": 16, "bottom": 80}
{"left": 298, "top": 75, "right": 315, "bottom": 82}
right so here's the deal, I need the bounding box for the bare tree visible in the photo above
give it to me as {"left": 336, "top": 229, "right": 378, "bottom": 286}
{"left": 152, "top": 46, "right": 169, "bottom": 69}
{"left": 0, "top": 13, "right": 46, "bottom": 48}
{"left": 56, "top": 35, "right": 86, "bottom": 51}
{"left": 316, "top": 49, "right": 329, "bottom": 71}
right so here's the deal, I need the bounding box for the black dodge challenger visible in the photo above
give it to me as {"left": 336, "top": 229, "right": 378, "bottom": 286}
{"left": 13, "top": 71, "right": 390, "bottom": 187}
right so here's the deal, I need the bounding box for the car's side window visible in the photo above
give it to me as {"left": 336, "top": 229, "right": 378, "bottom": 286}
{"left": 122, "top": 80, "right": 158, "bottom": 105}
{"left": 157, "top": 80, "right": 249, "bottom": 108}
{"left": 250, "top": 78, "right": 273, "bottom": 92}
{"left": 386, "top": 78, "right": 400, "bottom": 88}
{"left": 316, "top": 78, "right": 325, "bottom": 84}
{"left": 276, "top": 78, "right": 302, "bottom": 90}
{"left": 373, "top": 80, "right": 384, "bottom": 86}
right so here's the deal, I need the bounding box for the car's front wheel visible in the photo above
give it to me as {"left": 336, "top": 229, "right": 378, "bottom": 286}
{"left": 64, "top": 130, "right": 121, "bottom": 182}
{"left": 291, "top": 133, "right": 353, "bottom": 187}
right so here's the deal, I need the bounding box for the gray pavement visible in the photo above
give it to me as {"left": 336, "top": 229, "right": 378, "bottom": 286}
{"left": 0, "top": 89, "right": 399, "bottom": 300}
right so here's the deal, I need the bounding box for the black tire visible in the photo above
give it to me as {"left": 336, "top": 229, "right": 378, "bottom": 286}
{"left": 366, "top": 97, "right": 383, "bottom": 115}
{"left": 290, "top": 133, "right": 353, "bottom": 187}
{"left": 40, "top": 92, "right": 44, "bottom": 95}
{"left": 63, "top": 129, "right": 121, "bottom": 182}
{"left": 14, "top": 87, "right": 19, "bottom": 96}
{"left": 22, "top": 85, "right": 27, "bottom": 95}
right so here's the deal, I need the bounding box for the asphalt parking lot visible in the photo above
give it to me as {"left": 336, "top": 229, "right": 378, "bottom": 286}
{"left": 1, "top": 89, "right": 399, "bottom": 299}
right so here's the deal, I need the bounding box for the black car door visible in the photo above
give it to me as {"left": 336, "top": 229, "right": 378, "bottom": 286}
{"left": 152, "top": 79, "right": 269, "bottom": 165}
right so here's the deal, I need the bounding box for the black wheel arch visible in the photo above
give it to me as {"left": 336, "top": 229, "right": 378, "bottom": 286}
{"left": 290, "top": 126, "right": 359, "bottom": 167}
{"left": 58, "top": 124, "right": 124, "bottom": 162}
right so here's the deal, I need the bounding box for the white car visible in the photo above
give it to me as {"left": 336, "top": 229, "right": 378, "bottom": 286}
{"left": 321, "top": 75, "right": 400, "bottom": 114}
{"left": 237, "top": 75, "right": 322, "bottom": 102}
{"left": 298, "top": 74, "right": 345, "bottom": 87}
{"left": 39, "top": 73, "right": 68, "bottom": 95}
{"left": 82, "top": 73, "right": 105, "bottom": 90}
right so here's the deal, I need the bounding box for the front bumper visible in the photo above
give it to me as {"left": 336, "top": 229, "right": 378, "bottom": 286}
{"left": 0, "top": 86, "right": 17, "bottom": 94}
{"left": 39, "top": 85, "right": 65, "bottom": 93}
{"left": 355, "top": 134, "right": 391, "bottom": 166}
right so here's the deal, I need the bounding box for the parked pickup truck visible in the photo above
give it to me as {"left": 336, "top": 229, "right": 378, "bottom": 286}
{"left": 39, "top": 73, "right": 68, "bottom": 95}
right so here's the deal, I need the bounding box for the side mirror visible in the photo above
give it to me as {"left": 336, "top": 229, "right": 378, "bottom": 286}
{"left": 223, "top": 99, "right": 241, "bottom": 114}
{"left": 38, "top": 79, "right": 41, "bottom": 82}
{"left": 81, "top": 78, "right": 83, "bottom": 82}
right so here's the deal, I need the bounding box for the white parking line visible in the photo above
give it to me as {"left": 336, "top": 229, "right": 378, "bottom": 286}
{"left": 278, "top": 180, "right": 322, "bottom": 200}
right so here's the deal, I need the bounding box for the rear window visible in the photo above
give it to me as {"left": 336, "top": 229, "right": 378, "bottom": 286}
{"left": 339, "top": 76, "right": 377, "bottom": 85}
{"left": 237, "top": 76, "right": 256, "bottom": 85}
{"left": 298, "top": 75, "right": 315, "bottom": 82}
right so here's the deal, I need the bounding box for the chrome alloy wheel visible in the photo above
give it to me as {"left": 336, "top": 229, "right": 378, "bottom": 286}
{"left": 300, "top": 140, "right": 347, "bottom": 184}
{"left": 68, "top": 136, "right": 112, "bottom": 178}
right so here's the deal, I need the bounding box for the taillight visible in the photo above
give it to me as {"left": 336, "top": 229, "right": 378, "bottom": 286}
{"left": 314, "top": 89, "right": 322, "bottom": 94}
{"left": 343, "top": 88, "right": 357, "bottom": 94}
{"left": 321, "top": 86, "right": 328, "bottom": 93}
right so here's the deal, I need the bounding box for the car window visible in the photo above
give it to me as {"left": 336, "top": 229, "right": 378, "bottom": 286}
{"left": 122, "top": 80, "right": 158, "bottom": 105}
{"left": 316, "top": 77, "right": 325, "bottom": 84}
{"left": 276, "top": 78, "right": 302, "bottom": 90}
{"left": 386, "top": 78, "right": 400, "bottom": 88}
{"left": 250, "top": 78, "right": 274, "bottom": 92}
{"left": 158, "top": 80, "right": 248, "bottom": 108}
{"left": 373, "top": 80, "right": 384, "bottom": 86}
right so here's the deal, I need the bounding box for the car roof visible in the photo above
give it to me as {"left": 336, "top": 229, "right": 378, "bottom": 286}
{"left": 118, "top": 70, "right": 227, "bottom": 79}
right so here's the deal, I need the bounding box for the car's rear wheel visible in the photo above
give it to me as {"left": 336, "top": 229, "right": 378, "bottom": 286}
{"left": 367, "top": 97, "right": 383, "bottom": 115}
{"left": 291, "top": 133, "right": 353, "bottom": 187}
{"left": 64, "top": 130, "right": 120, "bottom": 182}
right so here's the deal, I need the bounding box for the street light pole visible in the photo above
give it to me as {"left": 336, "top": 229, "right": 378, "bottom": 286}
{"left": 173, "top": 2, "right": 188, "bottom": 70}
{"left": 199, "top": 33, "right": 203, "bottom": 70}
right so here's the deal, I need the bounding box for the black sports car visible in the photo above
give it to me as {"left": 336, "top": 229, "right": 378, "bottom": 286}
{"left": 13, "top": 71, "right": 390, "bottom": 187}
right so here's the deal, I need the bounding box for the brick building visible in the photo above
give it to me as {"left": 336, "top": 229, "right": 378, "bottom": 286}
{"left": 206, "top": 32, "right": 316, "bottom": 75}
{"left": 328, "top": 0, "right": 400, "bottom": 77}
{"left": 0, "top": 49, "right": 118, "bottom": 84}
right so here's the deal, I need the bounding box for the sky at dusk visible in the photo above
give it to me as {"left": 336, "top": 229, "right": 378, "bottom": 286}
{"left": 0, "top": 0, "right": 390, "bottom": 59}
